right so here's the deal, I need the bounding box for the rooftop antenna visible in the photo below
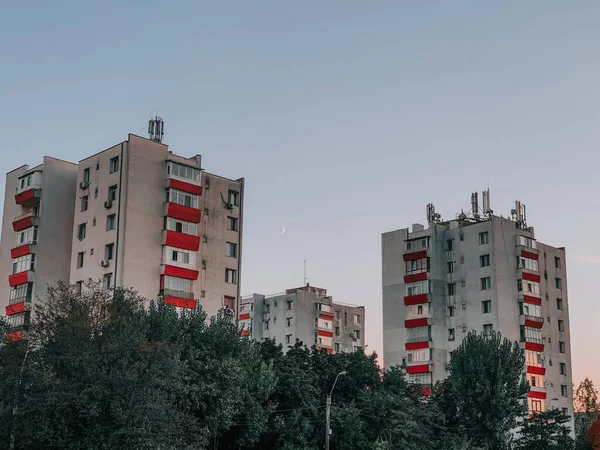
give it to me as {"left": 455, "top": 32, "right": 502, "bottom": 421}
{"left": 482, "top": 189, "right": 492, "bottom": 215}
{"left": 148, "top": 116, "right": 164, "bottom": 143}
{"left": 303, "top": 260, "right": 308, "bottom": 286}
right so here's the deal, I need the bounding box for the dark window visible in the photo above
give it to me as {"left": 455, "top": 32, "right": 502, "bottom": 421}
{"left": 446, "top": 239, "right": 453, "bottom": 251}
{"left": 558, "top": 320, "right": 564, "bottom": 332}
{"left": 561, "top": 385, "right": 568, "bottom": 397}
{"left": 447, "top": 283, "right": 456, "bottom": 296}
{"left": 482, "top": 300, "right": 492, "bottom": 314}
{"left": 335, "top": 326, "right": 340, "bottom": 336}
{"left": 105, "top": 243, "right": 114, "bottom": 261}
{"left": 559, "top": 341, "right": 566, "bottom": 353}
{"left": 479, "top": 232, "right": 489, "bottom": 245}
{"left": 556, "top": 278, "right": 562, "bottom": 289}
{"left": 106, "top": 214, "right": 116, "bottom": 231}
{"left": 555, "top": 256, "right": 562, "bottom": 269}
{"left": 556, "top": 298, "right": 563, "bottom": 310}
{"left": 78, "top": 223, "right": 87, "bottom": 240}
{"left": 480, "top": 254, "right": 490, "bottom": 267}
{"left": 81, "top": 195, "right": 88, "bottom": 212}
{"left": 448, "top": 306, "right": 455, "bottom": 317}
{"left": 77, "top": 252, "right": 84, "bottom": 268}
{"left": 448, "top": 329, "right": 455, "bottom": 341}
{"left": 83, "top": 168, "right": 90, "bottom": 184}
{"left": 560, "top": 363, "right": 567, "bottom": 375}
{"left": 109, "top": 156, "right": 119, "bottom": 173}
{"left": 481, "top": 277, "right": 491, "bottom": 290}
{"left": 108, "top": 185, "right": 118, "bottom": 202}
{"left": 227, "top": 216, "right": 238, "bottom": 231}
{"left": 228, "top": 190, "right": 239, "bottom": 206}
{"left": 447, "top": 261, "right": 454, "bottom": 273}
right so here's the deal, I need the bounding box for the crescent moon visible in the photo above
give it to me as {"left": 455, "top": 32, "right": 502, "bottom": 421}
{"left": 281, "top": 225, "right": 285, "bottom": 235}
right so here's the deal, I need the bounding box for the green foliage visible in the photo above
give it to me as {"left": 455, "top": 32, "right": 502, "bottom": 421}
{"left": 516, "top": 409, "right": 574, "bottom": 450}
{"left": 444, "top": 331, "right": 529, "bottom": 450}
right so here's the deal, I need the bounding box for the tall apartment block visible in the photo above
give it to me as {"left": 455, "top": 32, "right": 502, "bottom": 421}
{"left": 240, "top": 284, "right": 365, "bottom": 353}
{"left": 382, "top": 191, "right": 573, "bottom": 418}
{"left": 1, "top": 123, "right": 244, "bottom": 339}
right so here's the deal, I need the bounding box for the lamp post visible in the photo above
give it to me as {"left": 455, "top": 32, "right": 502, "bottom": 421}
{"left": 325, "top": 371, "right": 346, "bottom": 450}
{"left": 547, "top": 397, "right": 559, "bottom": 410}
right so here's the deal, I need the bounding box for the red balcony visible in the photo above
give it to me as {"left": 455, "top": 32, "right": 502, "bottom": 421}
{"left": 12, "top": 212, "right": 38, "bottom": 232}
{"left": 9, "top": 271, "right": 33, "bottom": 287}
{"left": 521, "top": 250, "right": 539, "bottom": 260}
{"left": 406, "top": 364, "right": 432, "bottom": 374}
{"left": 5, "top": 301, "right": 29, "bottom": 316}
{"left": 167, "top": 178, "right": 203, "bottom": 195}
{"left": 4, "top": 330, "right": 23, "bottom": 343}
{"left": 15, "top": 188, "right": 41, "bottom": 207}
{"left": 522, "top": 272, "right": 541, "bottom": 283}
{"left": 162, "top": 230, "right": 200, "bottom": 251}
{"left": 404, "top": 294, "right": 429, "bottom": 306}
{"left": 163, "top": 296, "right": 197, "bottom": 309}
{"left": 11, "top": 244, "right": 33, "bottom": 259}
{"left": 405, "top": 317, "right": 429, "bottom": 328}
{"left": 239, "top": 313, "right": 251, "bottom": 320}
{"left": 405, "top": 341, "right": 430, "bottom": 350}
{"left": 528, "top": 390, "right": 547, "bottom": 400}
{"left": 317, "top": 329, "right": 334, "bottom": 338}
{"left": 403, "top": 250, "right": 427, "bottom": 261}
{"left": 164, "top": 202, "right": 201, "bottom": 223}
{"left": 524, "top": 315, "right": 544, "bottom": 329}
{"left": 523, "top": 295, "right": 542, "bottom": 305}
{"left": 524, "top": 341, "right": 544, "bottom": 353}
{"left": 527, "top": 366, "right": 546, "bottom": 376}
{"left": 404, "top": 272, "right": 428, "bottom": 283}
{"left": 318, "top": 312, "right": 334, "bottom": 320}
{"left": 161, "top": 264, "right": 199, "bottom": 281}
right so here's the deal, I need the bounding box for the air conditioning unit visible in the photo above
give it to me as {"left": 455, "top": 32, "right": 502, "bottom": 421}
{"left": 226, "top": 202, "right": 234, "bottom": 210}
{"left": 100, "top": 260, "right": 109, "bottom": 268}
{"left": 224, "top": 307, "right": 234, "bottom": 316}
{"left": 104, "top": 200, "right": 113, "bottom": 209}
{"left": 80, "top": 181, "right": 90, "bottom": 190}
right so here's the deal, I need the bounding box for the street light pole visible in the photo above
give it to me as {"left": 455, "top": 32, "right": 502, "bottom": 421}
{"left": 325, "top": 371, "right": 346, "bottom": 450}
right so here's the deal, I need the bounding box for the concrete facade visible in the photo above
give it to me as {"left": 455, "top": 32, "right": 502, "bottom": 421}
{"left": 1, "top": 132, "right": 244, "bottom": 339}
{"left": 382, "top": 195, "right": 574, "bottom": 419}
{"left": 240, "top": 284, "right": 365, "bottom": 354}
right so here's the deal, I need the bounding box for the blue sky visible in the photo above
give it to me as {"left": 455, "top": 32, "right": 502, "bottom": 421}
{"left": 2, "top": 1, "right": 600, "bottom": 383}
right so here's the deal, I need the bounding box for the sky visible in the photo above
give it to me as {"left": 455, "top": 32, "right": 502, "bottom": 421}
{"left": 1, "top": 1, "right": 600, "bottom": 384}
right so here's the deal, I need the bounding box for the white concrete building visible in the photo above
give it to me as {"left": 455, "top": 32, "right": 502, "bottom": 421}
{"left": 382, "top": 192, "right": 574, "bottom": 418}
{"left": 1, "top": 130, "right": 244, "bottom": 340}
{"left": 240, "top": 284, "right": 365, "bottom": 354}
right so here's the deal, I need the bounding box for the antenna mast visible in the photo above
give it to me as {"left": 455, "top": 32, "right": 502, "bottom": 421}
{"left": 148, "top": 116, "right": 165, "bottom": 143}
{"left": 303, "top": 260, "right": 307, "bottom": 285}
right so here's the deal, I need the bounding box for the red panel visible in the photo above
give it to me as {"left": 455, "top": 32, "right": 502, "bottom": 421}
{"left": 403, "top": 250, "right": 427, "bottom": 261}
{"left": 421, "top": 387, "right": 431, "bottom": 396}
{"left": 404, "top": 294, "right": 428, "bottom": 306}
{"left": 406, "top": 364, "right": 431, "bottom": 374}
{"left": 169, "top": 178, "right": 203, "bottom": 195}
{"left": 162, "top": 264, "right": 199, "bottom": 280}
{"left": 527, "top": 366, "right": 546, "bottom": 376}
{"left": 317, "top": 347, "right": 334, "bottom": 353}
{"left": 524, "top": 319, "right": 544, "bottom": 329}
{"left": 166, "top": 203, "right": 201, "bottom": 223}
{"left": 12, "top": 216, "right": 33, "bottom": 231}
{"left": 164, "top": 230, "right": 200, "bottom": 251}
{"left": 9, "top": 272, "right": 29, "bottom": 287}
{"left": 404, "top": 272, "right": 427, "bottom": 283}
{"left": 239, "top": 313, "right": 251, "bottom": 320}
{"left": 11, "top": 245, "right": 31, "bottom": 259}
{"left": 521, "top": 250, "right": 539, "bottom": 260}
{"left": 241, "top": 329, "right": 249, "bottom": 337}
{"left": 405, "top": 341, "right": 429, "bottom": 350}
{"left": 405, "top": 318, "right": 428, "bottom": 328}
{"left": 528, "top": 391, "right": 547, "bottom": 400}
{"left": 6, "top": 302, "right": 26, "bottom": 316}
{"left": 523, "top": 295, "right": 542, "bottom": 305}
{"left": 4, "top": 331, "right": 23, "bottom": 342}
{"left": 15, "top": 189, "right": 35, "bottom": 205}
{"left": 522, "top": 272, "right": 541, "bottom": 283}
{"left": 319, "top": 313, "right": 334, "bottom": 320}
{"left": 525, "top": 342, "right": 544, "bottom": 352}
{"left": 163, "top": 296, "right": 197, "bottom": 309}
{"left": 318, "top": 329, "right": 334, "bottom": 337}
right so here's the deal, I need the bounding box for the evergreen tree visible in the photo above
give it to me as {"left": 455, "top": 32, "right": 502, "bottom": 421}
{"left": 516, "top": 409, "right": 574, "bottom": 450}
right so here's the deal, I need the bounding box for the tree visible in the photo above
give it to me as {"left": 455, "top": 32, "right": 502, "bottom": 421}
{"left": 589, "top": 417, "right": 600, "bottom": 449}
{"left": 444, "top": 331, "right": 529, "bottom": 450}
{"left": 516, "top": 409, "right": 574, "bottom": 450}
{"left": 576, "top": 379, "right": 599, "bottom": 415}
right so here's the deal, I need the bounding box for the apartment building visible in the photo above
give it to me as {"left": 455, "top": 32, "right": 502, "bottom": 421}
{"left": 240, "top": 284, "right": 365, "bottom": 354}
{"left": 0, "top": 158, "right": 78, "bottom": 341}
{"left": 382, "top": 191, "right": 573, "bottom": 419}
{"left": 1, "top": 128, "right": 244, "bottom": 339}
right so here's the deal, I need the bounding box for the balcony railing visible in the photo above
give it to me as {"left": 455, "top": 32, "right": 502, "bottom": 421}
{"left": 162, "top": 289, "right": 194, "bottom": 300}
{"left": 406, "top": 336, "right": 431, "bottom": 343}
{"left": 521, "top": 336, "right": 543, "bottom": 344}
{"left": 525, "top": 315, "right": 544, "bottom": 325}
{"left": 13, "top": 211, "right": 37, "bottom": 222}
{"left": 9, "top": 294, "right": 31, "bottom": 306}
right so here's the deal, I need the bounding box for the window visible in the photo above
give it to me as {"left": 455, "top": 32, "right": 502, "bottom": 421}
{"left": 108, "top": 185, "right": 118, "bottom": 202}
{"left": 556, "top": 278, "right": 562, "bottom": 289}
{"left": 407, "top": 348, "right": 430, "bottom": 363}
{"left": 479, "top": 231, "right": 489, "bottom": 245}
{"left": 224, "top": 296, "right": 235, "bottom": 309}
{"left": 555, "top": 256, "right": 562, "bottom": 269}
{"left": 448, "top": 305, "right": 455, "bottom": 317}
{"left": 264, "top": 320, "right": 269, "bottom": 330}
{"left": 15, "top": 227, "right": 38, "bottom": 246}
{"left": 447, "top": 283, "right": 456, "bottom": 296}
{"left": 559, "top": 341, "right": 566, "bottom": 353}
{"left": 167, "top": 161, "right": 201, "bottom": 182}
{"left": 227, "top": 216, "right": 238, "bottom": 231}
{"left": 522, "top": 326, "right": 543, "bottom": 343}
{"left": 104, "top": 214, "right": 116, "bottom": 231}
{"left": 165, "top": 217, "right": 196, "bottom": 235}
{"left": 518, "top": 256, "right": 539, "bottom": 272}
{"left": 225, "top": 242, "right": 238, "bottom": 258}
{"left": 447, "top": 261, "right": 454, "bottom": 274}
{"left": 405, "top": 237, "right": 429, "bottom": 251}
{"left": 318, "top": 336, "right": 333, "bottom": 347}
{"left": 354, "top": 314, "right": 361, "bottom": 325}
{"left": 104, "top": 273, "right": 112, "bottom": 290}
{"left": 557, "top": 298, "right": 563, "bottom": 311}
{"left": 523, "top": 303, "right": 541, "bottom": 317}
{"left": 225, "top": 268, "right": 237, "bottom": 284}
{"left": 406, "top": 280, "right": 429, "bottom": 296}
{"left": 482, "top": 300, "right": 492, "bottom": 314}
{"left": 525, "top": 350, "right": 543, "bottom": 367}
{"left": 519, "top": 279, "right": 540, "bottom": 295}
{"left": 529, "top": 398, "right": 544, "bottom": 413}
{"left": 407, "top": 326, "right": 430, "bottom": 343}
{"left": 355, "top": 329, "right": 361, "bottom": 339}
{"left": 228, "top": 190, "right": 239, "bottom": 206}
{"left": 75, "top": 281, "right": 83, "bottom": 294}
{"left": 317, "top": 303, "right": 333, "bottom": 313}
{"left": 286, "top": 300, "right": 293, "bottom": 310}
{"left": 480, "top": 277, "right": 491, "bottom": 290}
{"left": 163, "top": 276, "right": 193, "bottom": 298}
{"left": 12, "top": 254, "right": 35, "bottom": 274}
{"left": 105, "top": 244, "right": 114, "bottom": 261}
{"left": 558, "top": 320, "right": 564, "bottom": 332}
{"left": 408, "top": 304, "right": 429, "bottom": 318}
{"left": 406, "top": 257, "right": 429, "bottom": 275}
{"left": 286, "top": 335, "right": 292, "bottom": 345}
{"left": 446, "top": 239, "right": 453, "bottom": 251}
{"left": 561, "top": 385, "right": 568, "bottom": 397}
{"left": 166, "top": 188, "right": 198, "bottom": 208}
{"left": 81, "top": 195, "right": 88, "bottom": 212}
{"left": 335, "top": 326, "right": 340, "bottom": 336}
{"left": 527, "top": 373, "right": 543, "bottom": 387}
{"left": 83, "top": 168, "right": 90, "bottom": 184}
{"left": 448, "top": 328, "right": 455, "bottom": 341}
{"left": 483, "top": 324, "right": 493, "bottom": 336}
{"left": 77, "top": 252, "right": 84, "bottom": 268}
{"left": 560, "top": 363, "right": 567, "bottom": 376}
{"left": 407, "top": 373, "right": 432, "bottom": 385}
{"left": 480, "top": 254, "right": 490, "bottom": 267}
{"left": 317, "top": 318, "right": 332, "bottom": 329}
{"left": 516, "top": 235, "right": 537, "bottom": 249}
{"left": 286, "top": 317, "right": 292, "bottom": 327}
{"left": 335, "top": 343, "right": 340, "bottom": 353}
{"left": 107, "top": 156, "right": 118, "bottom": 174}
{"left": 78, "top": 223, "right": 87, "bottom": 240}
